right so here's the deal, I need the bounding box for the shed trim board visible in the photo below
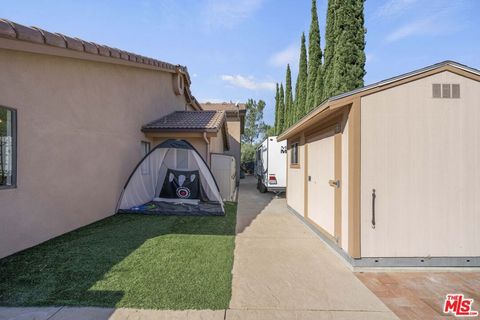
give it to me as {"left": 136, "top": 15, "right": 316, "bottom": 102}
{"left": 280, "top": 61, "right": 480, "bottom": 267}
{"left": 288, "top": 205, "right": 480, "bottom": 268}
{"left": 278, "top": 61, "right": 480, "bottom": 142}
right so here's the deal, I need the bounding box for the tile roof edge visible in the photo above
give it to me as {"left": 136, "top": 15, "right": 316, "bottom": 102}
{"left": 0, "top": 18, "right": 202, "bottom": 110}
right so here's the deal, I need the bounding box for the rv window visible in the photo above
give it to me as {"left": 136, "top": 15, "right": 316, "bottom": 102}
{"left": 290, "top": 142, "right": 299, "bottom": 165}
{"left": 0, "top": 106, "right": 16, "bottom": 188}
{"left": 176, "top": 148, "right": 189, "bottom": 169}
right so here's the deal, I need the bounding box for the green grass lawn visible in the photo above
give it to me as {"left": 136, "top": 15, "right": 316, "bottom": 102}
{"left": 0, "top": 202, "right": 237, "bottom": 310}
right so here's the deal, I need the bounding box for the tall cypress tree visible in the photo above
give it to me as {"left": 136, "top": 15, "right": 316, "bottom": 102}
{"left": 285, "top": 64, "right": 293, "bottom": 128}
{"left": 330, "top": 0, "right": 366, "bottom": 96}
{"left": 278, "top": 83, "right": 285, "bottom": 133}
{"left": 314, "top": 64, "right": 324, "bottom": 107}
{"left": 274, "top": 83, "right": 279, "bottom": 134}
{"left": 305, "top": 0, "right": 322, "bottom": 112}
{"left": 294, "top": 32, "right": 308, "bottom": 121}
{"left": 322, "top": 0, "right": 337, "bottom": 100}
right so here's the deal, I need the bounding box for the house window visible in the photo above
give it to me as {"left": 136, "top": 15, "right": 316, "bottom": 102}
{"left": 290, "top": 142, "right": 299, "bottom": 166}
{"left": 0, "top": 106, "right": 16, "bottom": 188}
{"left": 176, "top": 148, "right": 189, "bottom": 170}
{"left": 141, "top": 141, "right": 151, "bottom": 157}
{"left": 140, "top": 141, "right": 151, "bottom": 175}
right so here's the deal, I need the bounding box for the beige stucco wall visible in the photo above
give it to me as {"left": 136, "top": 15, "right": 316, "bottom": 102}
{"left": 361, "top": 71, "right": 480, "bottom": 257}
{"left": 223, "top": 120, "right": 241, "bottom": 183}
{"left": 0, "top": 48, "right": 189, "bottom": 258}
{"left": 209, "top": 131, "right": 225, "bottom": 161}
{"left": 286, "top": 138, "right": 305, "bottom": 214}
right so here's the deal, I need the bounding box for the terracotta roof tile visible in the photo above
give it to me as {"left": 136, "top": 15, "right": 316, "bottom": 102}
{"left": 109, "top": 47, "right": 121, "bottom": 58}
{"left": 142, "top": 111, "right": 226, "bottom": 132}
{"left": 0, "top": 18, "right": 190, "bottom": 73}
{"left": 119, "top": 50, "right": 129, "bottom": 60}
{"left": 11, "top": 22, "right": 44, "bottom": 43}
{"left": 0, "top": 19, "right": 16, "bottom": 39}
{"left": 0, "top": 18, "right": 202, "bottom": 111}
{"left": 33, "top": 28, "right": 66, "bottom": 48}
{"left": 59, "top": 34, "right": 84, "bottom": 51}
{"left": 82, "top": 41, "right": 98, "bottom": 54}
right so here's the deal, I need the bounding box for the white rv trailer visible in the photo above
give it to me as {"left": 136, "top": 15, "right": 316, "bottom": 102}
{"left": 255, "top": 136, "right": 287, "bottom": 193}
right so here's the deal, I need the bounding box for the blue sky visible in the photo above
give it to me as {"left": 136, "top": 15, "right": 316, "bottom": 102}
{"left": 1, "top": 0, "right": 479, "bottom": 124}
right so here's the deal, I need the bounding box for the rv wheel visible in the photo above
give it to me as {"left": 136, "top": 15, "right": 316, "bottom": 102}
{"left": 259, "top": 181, "right": 267, "bottom": 193}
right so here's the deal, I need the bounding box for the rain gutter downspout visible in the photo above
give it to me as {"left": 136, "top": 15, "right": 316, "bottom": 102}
{"left": 203, "top": 132, "right": 210, "bottom": 166}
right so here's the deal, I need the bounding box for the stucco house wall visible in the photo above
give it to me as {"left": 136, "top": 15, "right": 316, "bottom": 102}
{"left": 223, "top": 120, "right": 241, "bottom": 182}
{"left": 0, "top": 47, "right": 191, "bottom": 258}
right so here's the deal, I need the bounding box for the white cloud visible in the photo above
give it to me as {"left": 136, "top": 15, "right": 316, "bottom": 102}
{"left": 202, "top": 0, "right": 264, "bottom": 29}
{"left": 385, "top": 12, "right": 462, "bottom": 43}
{"left": 376, "top": 0, "right": 417, "bottom": 18}
{"left": 269, "top": 43, "right": 299, "bottom": 68}
{"left": 221, "top": 75, "right": 276, "bottom": 91}
{"left": 386, "top": 17, "right": 433, "bottom": 42}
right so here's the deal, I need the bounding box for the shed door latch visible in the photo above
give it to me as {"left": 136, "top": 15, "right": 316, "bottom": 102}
{"left": 328, "top": 179, "right": 340, "bottom": 188}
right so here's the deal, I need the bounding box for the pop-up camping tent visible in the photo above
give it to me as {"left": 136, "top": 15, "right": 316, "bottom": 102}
{"left": 117, "top": 139, "right": 225, "bottom": 216}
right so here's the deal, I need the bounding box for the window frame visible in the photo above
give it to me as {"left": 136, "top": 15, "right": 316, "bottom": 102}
{"left": 0, "top": 105, "right": 17, "bottom": 190}
{"left": 290, "top": 141, "right": 300, "bottom": 168}
{"left": 140, "top": 140, "right": 151, "bottom": 157}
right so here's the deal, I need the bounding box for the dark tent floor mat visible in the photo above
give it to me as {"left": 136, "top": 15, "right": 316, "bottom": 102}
{"left": 118, "top": 200, "right": 225, "bottom": 216}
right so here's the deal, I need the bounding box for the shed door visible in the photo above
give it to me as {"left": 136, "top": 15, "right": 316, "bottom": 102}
{"left": 307, "top": 132, "right": 336, "bottom": 237}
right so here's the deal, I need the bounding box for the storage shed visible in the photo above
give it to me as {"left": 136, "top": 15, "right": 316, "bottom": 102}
{"left": 278, "top": 61, "right": 480, "bottom": 267}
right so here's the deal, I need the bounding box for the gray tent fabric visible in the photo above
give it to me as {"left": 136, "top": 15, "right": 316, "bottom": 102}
{"left": 117, "top": 139, "right": 224, "bottom": 216}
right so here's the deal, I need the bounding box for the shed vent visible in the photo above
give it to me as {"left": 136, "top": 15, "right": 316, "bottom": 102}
{"left": 452, "top": 84, "right": 460, "bottom": 98}
{"left": 432, "top": 84, "right": 441, "bottom": 98}
{"left": 432, "top": 83, "right": 460, "bottom": 99}
{"left": 442, "top": 84, "right": 451, "bottom": 98}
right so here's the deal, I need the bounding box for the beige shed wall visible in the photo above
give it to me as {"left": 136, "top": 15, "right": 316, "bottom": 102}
{"left": 286, "top": 138, "right": 305, "bottom": 214}
{"left": 0, "top": 49, "right": 188, "bottom": 258}
{"left": 361, "top": 71, "right": 480, "bottom": 257}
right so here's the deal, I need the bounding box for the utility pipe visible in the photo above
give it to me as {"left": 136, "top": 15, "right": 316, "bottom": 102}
{"left": 203, "top": 132, "right": 210, "bottom": 166}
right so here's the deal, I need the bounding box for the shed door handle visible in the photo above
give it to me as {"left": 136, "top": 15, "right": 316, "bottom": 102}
{"left": 372, "top": 189, "right": 376, "bottom": 229}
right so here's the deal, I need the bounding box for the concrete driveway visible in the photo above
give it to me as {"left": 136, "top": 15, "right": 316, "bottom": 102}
{"left": 228, "top": 176, "right": 398, "bottom": 319}
{"left": 0, "top": 176, "right": 397, "bottom": 320}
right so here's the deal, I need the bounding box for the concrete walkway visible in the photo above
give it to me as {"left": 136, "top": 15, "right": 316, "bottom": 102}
{"left": 0, "top": 176, "right": 397, "bottom": 320}
{"left": 228, "top": 176, "right": 398, "bottom": 319}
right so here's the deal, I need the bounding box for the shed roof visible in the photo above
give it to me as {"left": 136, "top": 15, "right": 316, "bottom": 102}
{"left": 278, "top": 60, "right": 480, "bottom": 141}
